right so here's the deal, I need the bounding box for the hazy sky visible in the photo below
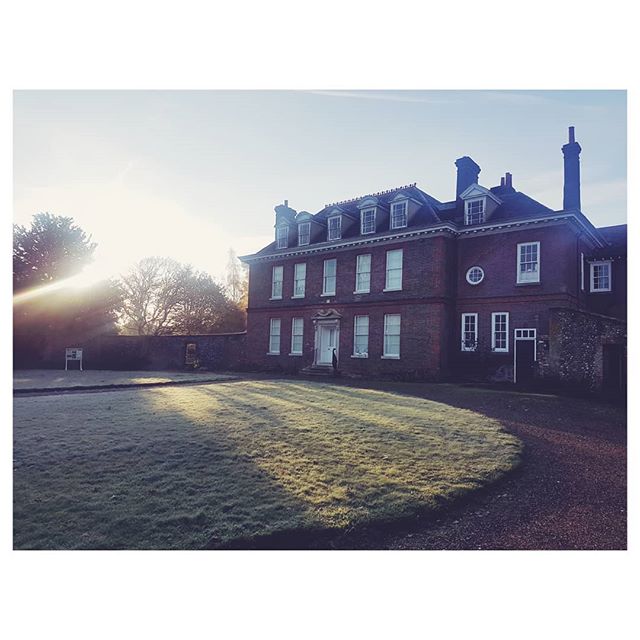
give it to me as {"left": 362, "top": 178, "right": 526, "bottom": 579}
{"left": 14, "top": 90, "right": 626, "bottom": 282}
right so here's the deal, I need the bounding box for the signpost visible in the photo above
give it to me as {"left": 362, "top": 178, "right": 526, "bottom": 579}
{"left": 65, "top": 348, "right": 83, "bottom": 371}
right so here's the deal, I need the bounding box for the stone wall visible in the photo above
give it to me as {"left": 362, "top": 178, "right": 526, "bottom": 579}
{"left": 540, "top": 308, "right": 626, "bottom": 392}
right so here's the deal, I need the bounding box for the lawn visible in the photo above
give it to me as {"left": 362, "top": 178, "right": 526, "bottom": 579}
{"left": 13, "top": 380, "right": 522, "bottom": 549}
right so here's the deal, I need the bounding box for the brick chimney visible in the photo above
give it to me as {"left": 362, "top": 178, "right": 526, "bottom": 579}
{"left": 455, "top": 156, "right": 481, "bottom": 197}
{"left": 562, "top": 126, "right": 582, "bottom": 210}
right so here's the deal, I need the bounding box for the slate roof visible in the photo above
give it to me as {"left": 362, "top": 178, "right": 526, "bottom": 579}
{"left": 247, "top": 179, "right": 598, "bottom": 259}
{"left": 314, "top": 183, "right": 442, "bottom": 226}
{"left": 593, "top": 224, "right": 627, "bottom": 258}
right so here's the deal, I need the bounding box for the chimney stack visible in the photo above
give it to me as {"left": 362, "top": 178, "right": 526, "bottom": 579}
{"left": 562, "top": 126, "right": 582, "bottom": 210}
{"left": 505, "top": 172, "right": 513, "bottom": 190}
{"left": 455, "top": 156, "right": 481, "bottom": 198}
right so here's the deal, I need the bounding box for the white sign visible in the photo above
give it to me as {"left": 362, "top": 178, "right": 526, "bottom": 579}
{"left": 65, "top": 347, "right": 83, "bottom": 371}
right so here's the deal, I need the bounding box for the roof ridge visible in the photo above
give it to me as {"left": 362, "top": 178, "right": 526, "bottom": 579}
{"left": 324, "top": 183, "right": 417, "bottom": 208}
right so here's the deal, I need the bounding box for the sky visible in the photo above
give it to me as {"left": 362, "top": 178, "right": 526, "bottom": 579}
{"left": 13, "top": 90, "right": 627, "bottom": 283}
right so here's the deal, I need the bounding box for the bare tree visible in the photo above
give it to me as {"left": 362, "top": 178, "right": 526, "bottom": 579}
{"left": 225, "top": 248, "right": 248, "bottom": 306}
{"left": 119, "top": 257, "right": 187, "bottom": 335}
{"left": 119, "top": 257, "right": 244, "bottom": 335}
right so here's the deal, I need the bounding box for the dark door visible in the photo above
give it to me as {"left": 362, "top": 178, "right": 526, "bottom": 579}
{"left": 602, "top": 344, "right": 626, "bottom": 393}
{"left": 515, "top": 340, "right": 535, "bottom": 384}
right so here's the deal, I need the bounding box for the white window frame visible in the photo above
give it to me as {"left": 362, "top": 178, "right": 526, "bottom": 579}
{"left": 461, "top": 313, "right": 478, "bottom": 352}
{"left": 327, "top": 216, "right": 342, "bottom": 241}
{"left": 384, "top": 249, "right": 403, "bottom": 291}
{"left": 465, "top": 198, "right": 485, "bottom": 225}
{"left": 322, "top": 258, "right": 337, "bottom": 296}
{"left": 271, "top": 265, "right": 283, "bottom": 300}
{"left": 590, "top": 260, "right": 612, "bottom": 292}
{"left": 290, "top": 317, "right": 304, "bottom": 355}
{"left": 352, "top": 315, "right": 369, "bottom": 358}
{"left": 466, "top": 266, "right": 485, "bottom": 286}
{"left": 360, "top": 208, "right": 376, "bottom": 234}
{"left": 276, "top": 225, "right": 288, "bottom": 249}
{"left": 580, "top": 252, "right": 585, "bottom": 291}
{"left": 298, "top": 222, "right": 310, "bottom": 247}
{"left": 268, "top": 318, "right": 281, "bottom": 355}
{"left": 382, "top": 314, "right": 401, "bottom": 359}
{"left": 390, "top": 201, "right": 408, "bottom": 229}
{"left": 292, "top": 262, "right": 306, "bottom": 298}
{"left": 354, "top": 254, "right": 371, "bottom": 294}
{"left": 517, "top": 241, "right": 541, "bottom": 284}
{"left": 491, "top": 312, "right": 509, "bottom": 353}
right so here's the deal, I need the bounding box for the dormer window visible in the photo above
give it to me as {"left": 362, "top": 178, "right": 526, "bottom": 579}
{"left": 276, "top": 225, "right": 289, "bottom": 249}
{"left": 298, "top": 222, "right": 310, "bottom": 246}
{"left": 390, "top": 201, "right": 408, "bottom": 229}
{"left": 328, "top": 216, "right": 342, "bottom": 241}
{"left": 361, "top": 208, "right": 376, "bottom": 234}
{"left": 465, "top": 198, "right": 485, "bottom": 225}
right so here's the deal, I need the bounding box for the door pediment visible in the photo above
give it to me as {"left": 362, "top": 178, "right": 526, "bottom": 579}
{"left": 311, "top": 308, "right": 342, "bottom": 321}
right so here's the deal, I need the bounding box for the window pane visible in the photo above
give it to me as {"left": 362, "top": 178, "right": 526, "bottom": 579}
{"left": 272, "top": 266, "right": 283, "bottom": 298}
{"left": 269, "top": 319, "right": 281, "bottom": 353}
{"left": 294, "top": 263, "right": 306, "bottom": 296}
{"left": 361, "top": 209, "right": 376, "bottom": 234}
{"left": 354, "top": 315, "right": 369, "bottom": 355}
{"left": 386, "top": 250, "right": 403, "bottom": 290}
{"left": 323, "top": 259, "right": 337, "bottom": 294}
{"left": 298, "top": 223, "right": 310, "bottom": 246}
{"left": 391, "top": 202, "right": 407, "bottom": 228}
{"left": 356, "top": 254, "right": 371, "bottom": 292}
{"left": 383, "top": 314, "right": 401, "bottom": 356}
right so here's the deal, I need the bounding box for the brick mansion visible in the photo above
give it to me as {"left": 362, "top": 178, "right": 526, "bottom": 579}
{"left": 239, "top": 127, "right": 626, "bottom": 390}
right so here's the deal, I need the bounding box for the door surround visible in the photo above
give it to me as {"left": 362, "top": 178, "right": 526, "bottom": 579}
{"left": 311, "top": 308, "right": 342, "bottom": 366}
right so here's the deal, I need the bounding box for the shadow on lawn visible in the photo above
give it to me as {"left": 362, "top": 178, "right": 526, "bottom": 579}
{"left": 148, "top": 381, "right": 520, "bottom": 549}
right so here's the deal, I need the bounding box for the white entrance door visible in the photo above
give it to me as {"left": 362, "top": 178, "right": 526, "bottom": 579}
{"left": 317, "top": 325, "right": 338, "bottom": 365}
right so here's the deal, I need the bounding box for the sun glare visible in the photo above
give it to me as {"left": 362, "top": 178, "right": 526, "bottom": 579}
{"left": 13, "top": 262, "right": 116, "bottom": 305}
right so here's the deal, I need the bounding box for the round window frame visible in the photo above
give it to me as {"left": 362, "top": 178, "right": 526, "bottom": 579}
{"left": 466, "top": 266, "right": 485, "bottom": 286}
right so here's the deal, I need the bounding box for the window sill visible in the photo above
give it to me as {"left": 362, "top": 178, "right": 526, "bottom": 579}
{"left": 461, "top": 349, "right": 477, "bottom": 353}
{"left": 390, "top": 226, "right": 407, "bottom": 231}
{"left": 291, "top": 295, "right": 305, "bottom": 299}
{"left": 492, "top": 349, "right": 509, "bottom": 354}
{"left": 269, "top": 297, "right": 283, "bottom": 301}
{"left": 266, "top": 352, "right": 280, "bottom": 356}
{"left": 351, "top": 354, "right": 368, "bottom": 359}
{"left": 515, "top": 281, "right": 540, "bottom": 286}
{"left": 381, "top": 355, "right": 400, "bottom": 360}
{"left": 320, "top": 293, "right": 335, "bottom": 297}
{"left": 383, "top": 287, "right": 402, "bottom": 293}
{"left": 590, "top": 289, "right": 612, "bottom": 294}
{"left": 353, "top": 290, "right": 370, "bottom": 295}
{"left": 288, "top": 353, "right": 303, "bottom": 357}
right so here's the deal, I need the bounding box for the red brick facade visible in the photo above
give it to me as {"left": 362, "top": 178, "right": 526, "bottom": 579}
{"left": 240, "top": 131, "right": 626, "bottom": 381}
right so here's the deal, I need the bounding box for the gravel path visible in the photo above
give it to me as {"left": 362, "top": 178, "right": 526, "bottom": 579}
{"left": 308, "top": 381, "right": 627, "bottom": 550}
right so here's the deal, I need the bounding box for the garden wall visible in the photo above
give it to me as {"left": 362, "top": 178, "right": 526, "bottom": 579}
{"left": 33, "top": 332, "right": 248, "bottom": 372}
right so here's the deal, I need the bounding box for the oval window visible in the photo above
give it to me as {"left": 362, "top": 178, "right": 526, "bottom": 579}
{"left": 466, "top": 266, "right": 484, "bottom": 285}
